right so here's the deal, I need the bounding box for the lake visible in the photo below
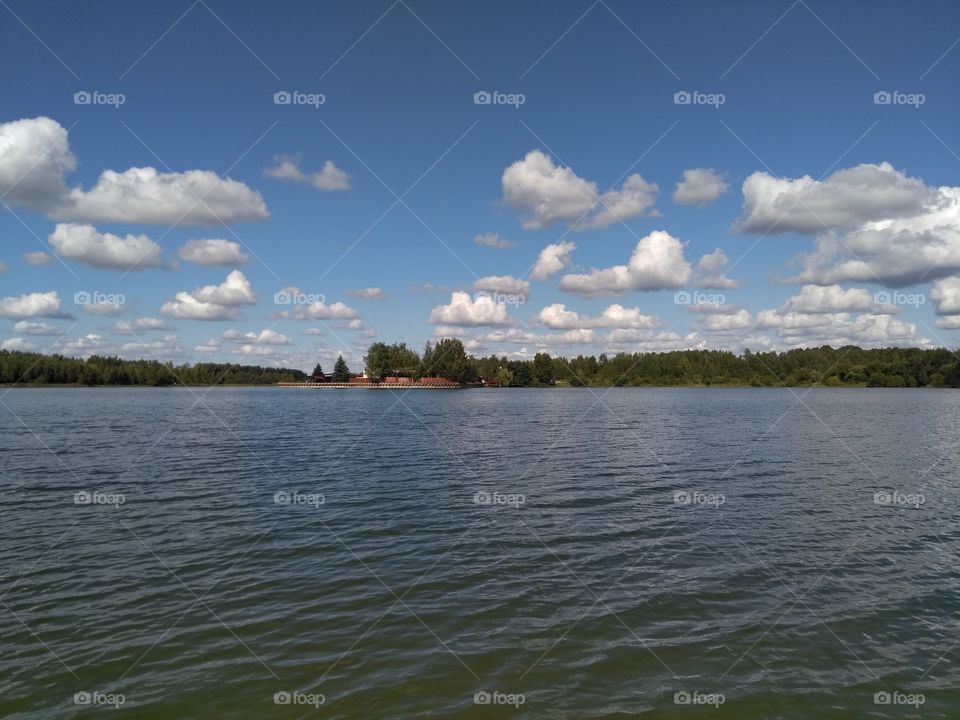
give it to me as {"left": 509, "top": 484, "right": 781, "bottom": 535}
{"left": 1, "top": 387, "right": 958, "bottom": 718}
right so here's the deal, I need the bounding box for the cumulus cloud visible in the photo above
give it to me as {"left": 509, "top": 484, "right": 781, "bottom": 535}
{"left": 560, "top": 231, "right": 693, "bottom": 295}
{"left": 22, "top": 251, "right": 53, "bottom": 266}
{"left": 265, "top": 155, "right": 351, "bottom": 191}
{"left": 0, "top": 116, "right": 74, "bottom": 211}
{"left": 345, "top": 287, "right": 387, "bottom": 300}
{"left": 930, "top": 278, "right": 960, "bottom": 316}
{"left": 223, "top": 328, "right": 293, "bottom": 345}
{"left": 474, "top": 232, "right": 514, "bottom": 249}
{"left": 195, "top": 339, "right": 221, "bottom": 354}
{"left": 473, "top": 275, "right": 530, "bottom": 296}
{"left": 49, "top": 223, "right": 163, "bottom": 270}
{"left": 2, "top": 337, "right": 37, "bottom": 351}
{"left": 673, "top": 168, "right": 728, "bottom": 206}
{"left": 531, "top": 241, "right": 576, "bottom": 281}
{"left": 695, "top": 249, "right": 740, "bottom": 289}
{"left": 0, "top": 291, "right": 70, "bottom": 319}
{"left": 429, "top": 291, "right": 512, "bottom": 327}
{"left": 0, "top": 117, "right": 268, "bottom": 225}
{"left": 284, "top": 300, "right": 359, "bottom": 320}
{"left": 112, "top": 318, "right": 172, "bottom": 334}
{"left": 779, "top": 284, "right": 891, "bottom": 314}
{"left": 13, "top": 320, "right": 64, "bottom": 336}
{"left": 161, "top": 270, "right": 256, "bottom": 320}
{"left": 83, "top": 301, "right": 126, "bottom": 316}
{"left": 178, "top": 239, "right": 249, "bottom": 267}
{"left": 737, "top": 162, "right": 934, "bottom": 234}
{"left": 755, "top": 310, "right": 927, "bottom": 348}
{"left": 502, "top": 150, "right": 658, "bottom": 230}
{"left": 536, "top": 303, "right": 659, "bottom": 330}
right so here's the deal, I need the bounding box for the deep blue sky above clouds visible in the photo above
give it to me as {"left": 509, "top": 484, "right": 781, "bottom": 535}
{"left": 1, "top": 0, "right": 959, "bottom": 370}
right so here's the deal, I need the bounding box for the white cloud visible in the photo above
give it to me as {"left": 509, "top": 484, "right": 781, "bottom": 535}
{"left": 265, "top": 155, "right": 350, "bottom": 191}
{"left": 304, "top": 327, "right": 324, "bottom": 336}
{"left": 673, "top": 168, "right": 728, "bottom": 206}
{"left": 502, "top": 150, "right": 658, "bottom": 229}
{"left": 473, "top": 275, "right": 530, "bottom": 295}
{"left": 695, "top": 249, "right": 740, "bottom": 289}
{"left": 288, "top": 301, "right": 359, "bottom": 320}
{"left": 737, "top": 162, "right": 934, "bottom": 234}
{"left": 112, "top": 318, "right": 172, "bottom": 334}
{"left": 560, "top": 231, "right": 693, "bottom": 295}
{"left": 755, "top": 310, "right": 927, "bottom": 347}
{"left": 223, "top": 328, "right": 292, "bottom": 345}
{"left": 930, "top": 277, "right": 960, "bottom": 315}
{"left": 536, "top": 303, "right": 659, "bottom": 330}
{"left": 22, "top": 251, "right": 53, "bottom": 266}
{"left": 83, "top": 301, "right": 126, "bottom": 316}
{"left": 0, "top": 116, "right": 74, "bottom": 211}
{"left": 195, "top": 339, "right": 221, "bottom": 354}
{"left": 161, "top": 270, "right": 256, "bottom": 320}
{"left": 49, "top": 223, "right": 163, "bottom": 270}
{"left": 0, "top": 117, "right": 268, "bottom": 225}
{"left": 531, "top": 241, "right": 576, "bottom": 281}
{"left": 12, "top": 320, "right": 64, "bottom": 336}
{"left": 61, "top": 167, "right": 268, "bottom": 225}
{"left": 477, "top": 327, "right": 596, "bottom": 346}
{"left": 178, "top": 239, "right": 249, "bottom": 267}
{"left": 474, "top": 232, "right": 514, "bottom": 249}
{"left": 118, "top": 334, "right": 187, "bottom": 361}
{"left": 780, "top": 284, "right": 889, "bottom": 314}
{"left": 59, "top": 334, "right": 110, "bottom": 357}
{"left": 2, "top": 337, "right": 37, "bottom": 351}
{"left": 345, "top": 287, "right": 387, "bottom": 300}
{"left": 588, "top": 174, "right": 660, "bottom": 229}
{"left": 429, "top": 291, "right": 512, "bottom": 327}
{"left": 0, "top": 291, "right": 70, "bottom": 319}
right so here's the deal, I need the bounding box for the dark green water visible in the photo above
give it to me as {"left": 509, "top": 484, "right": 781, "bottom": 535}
{"left": 1, "top": 387, "right": 957, "bottom": 718}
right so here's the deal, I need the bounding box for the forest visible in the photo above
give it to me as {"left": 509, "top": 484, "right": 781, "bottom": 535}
{"left": 359, "top": 340, "right": 960, "bottom": 388}
{"left": 0, "top": 350, "right": 306, "bottom": 386}
{"left": 6, "top": 342, "right": 960, "bottom": 388}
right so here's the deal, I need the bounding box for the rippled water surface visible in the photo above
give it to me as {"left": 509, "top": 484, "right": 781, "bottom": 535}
{"left": 2, "top": 387, "right": 959, "bottom": 718}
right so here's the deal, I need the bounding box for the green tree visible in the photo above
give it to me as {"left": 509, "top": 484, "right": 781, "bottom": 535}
{"left": 332, "top": 355, "right": 351, "bottom": 382}
{"left": 311, "top": 363, "right": 324, "bottom": 378}
{"left": 533, "top": 352, "right": 555, "bottom": 386}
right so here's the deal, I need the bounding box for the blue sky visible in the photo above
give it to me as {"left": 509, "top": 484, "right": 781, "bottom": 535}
{"left": 2, "top": 0, "right": 959, "bottom": 370}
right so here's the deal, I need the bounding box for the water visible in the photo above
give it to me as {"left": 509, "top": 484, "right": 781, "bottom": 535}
{"left": 1, "top": 387, "right": 958, "bottom": 718}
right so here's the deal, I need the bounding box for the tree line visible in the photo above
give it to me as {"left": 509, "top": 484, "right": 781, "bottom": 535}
{"left": 0, "top": 350, "right": 306, "bottom": 386}
{"left": 7, "top": 344, "right": 960, "bottom": 388}
{"left": 359, "top": 341, "right": 960, "bottom": 388}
